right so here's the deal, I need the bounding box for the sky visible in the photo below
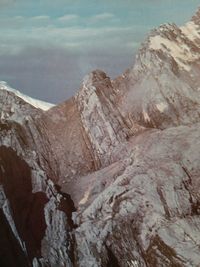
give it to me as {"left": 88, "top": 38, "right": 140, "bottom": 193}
{"left": 0, "top": 0, "right": 200, "bottom": 103}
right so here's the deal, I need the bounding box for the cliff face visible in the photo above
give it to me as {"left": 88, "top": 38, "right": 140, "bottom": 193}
{"left": 0, "top": 87, "right": 74, "bottom": 267}
{"left": 113, "top": 22, "right": 200, "bottom": 130}
{"left": 1, "top": 7, "right": 200, "bottom": 267}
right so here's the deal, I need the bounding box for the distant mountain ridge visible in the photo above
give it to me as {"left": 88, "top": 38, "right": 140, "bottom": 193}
{"left": 0, "top": 81, "right": 54, "bottom": 111}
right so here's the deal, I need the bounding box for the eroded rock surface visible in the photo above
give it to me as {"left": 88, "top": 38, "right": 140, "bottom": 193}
{"left": 0, "top": 89, "right": 73, "bottom": 267}
{"left": 1, "top": 7, "right": 200, "bottom": 267}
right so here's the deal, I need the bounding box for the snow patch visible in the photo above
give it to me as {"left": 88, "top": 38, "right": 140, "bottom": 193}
{"left": 181, "top": 21, "right": 200, "bottom": 42}
{"left": 143, "top": 110, "right": 151, "bottom": 122}
{"left": 156, "top": 102, "right": 168, "bottom": 113}
{"left": 128, "top": 260, "right": 139, "bottom": 267}
{"left": 79, "top": 188, "right": 91, "bottom": 205}
{"left": 0, "top": 81, "right": 54, "bottom": 111}
{"left": 149, "top": 35, "right": 199, "bottom": 71}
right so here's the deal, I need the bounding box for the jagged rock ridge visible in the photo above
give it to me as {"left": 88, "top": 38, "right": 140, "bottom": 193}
{"left": 1, "top": 7, "right": 200, "bottom": 267}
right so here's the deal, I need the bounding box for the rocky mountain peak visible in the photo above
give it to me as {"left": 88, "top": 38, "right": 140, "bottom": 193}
{"left": 146, "top": 23, "right": 200, "bottom": 72}
{"left": 191, "top": 7, "right": 200, "bottom": 25}
{"left": 82, "top": 69, "right": 109, "bottom": 88}
{"left": 112, "top": 12, "right": 200, "bottom": 131}
{"left": 77, "top": 69, "right": 113, "bottom": 108}
{"left": 75, "top": 69, "right": 130, "bottom": 169}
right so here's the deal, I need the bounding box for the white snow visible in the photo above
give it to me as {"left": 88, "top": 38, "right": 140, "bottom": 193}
{"left": 156, "top": 102, "right": 168, "bottom": 113}
{"left": 181, "top": 21, "right": 200, "bottom": 42}
{"left": 149, "top": 35, "right": 199, "bottom": 71}
{"left": 79, "top": 188, "right": 91, "bottom": 205}
{"left": 128, "top": 260, "right": 139, "bottom": 267}
{"left": 143, "top": 110, "right": 151, "bottom": 122}
{"left": 0, "top": 81, "right": 54, "bottom": 111}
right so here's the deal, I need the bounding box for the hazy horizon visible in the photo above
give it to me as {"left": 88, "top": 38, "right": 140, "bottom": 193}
{"left": 0, "top": 0, "right": 200, "bottom": 103}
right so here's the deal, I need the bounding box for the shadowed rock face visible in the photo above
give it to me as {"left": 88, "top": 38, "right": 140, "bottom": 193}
{"left": 0, "top": 146, "right": 48, "bottom": 259}
{"left": 0, "top": 209, "right": 29, "bottom": 267}
{"left": 2, "top": 6, "right": 200, "bottom": 267}
{"left": 0, "top": 91, "right": 74, "bottom": 266}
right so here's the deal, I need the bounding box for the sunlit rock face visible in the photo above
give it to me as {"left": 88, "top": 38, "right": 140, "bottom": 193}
{"left": 1, "top": 7, "right": 200, "bottom": 267}
{"left": 112, "top": 11, "right": 200, "bottom": 130}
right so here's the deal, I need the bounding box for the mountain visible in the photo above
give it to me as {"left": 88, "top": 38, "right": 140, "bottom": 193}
{"left": 1, "top": 7, "right": 200, "bottom": 267}
{"left": 0, "top": 81, "right": 54, "bottom": 111}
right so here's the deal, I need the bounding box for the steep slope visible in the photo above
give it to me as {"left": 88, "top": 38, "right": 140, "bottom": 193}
{"left": 1, "top": 6, "right": 200, "bottom": 267}
{"left": 0, "top": 89, "right": 74, "bottom": 267}
{"left": 42, "top": 70, "right": 143, "bottom": 184}
{"left": 62, "top": 7, "right": 200, "bottom": 267}
{"left": 0, "top": 81, "right": 54, "bottom": 111}
{"left": 73, "top": 124, "right": 200, "bottom": 267}
{"left": 41, "top": 8, "right": 200, "bottom": 186}
{"left": 113, "top": 13, "right": 200, "bottom": 129}
{"left": 0, "top": 208, "right": 29, "bottom": 267}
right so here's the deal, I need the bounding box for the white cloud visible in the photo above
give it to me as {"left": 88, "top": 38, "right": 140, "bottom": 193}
{"left": 0, "top": 15, "right": 51, "bottom": 29}
{"left": 0, "top": 5, "right": 150, "bottom": 56}
{"left": 58, "top": 14, "right": 80, "bottom": 22}
{"left": 90, "top": 12, "right": 115, "bottom": 22}
{"left": 0, "top": 23, "right": 145, "bottom": 56}
{"left": 31, "top": 15, "right": 50, "bottom": 20}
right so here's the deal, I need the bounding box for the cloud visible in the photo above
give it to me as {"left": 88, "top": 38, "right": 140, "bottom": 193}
{"left": 93, "top": 12, "right": 115, "bottom": 20}
{"left": 0, "top": 21, "right": 152, "bottom": 58}
{"left": 31, "top": 15, "right": 50, "bottom": 21}
{"left": 0, "top": 24, "right": 149, "bottom": 56}
{"left": 0, "top": 45, "right": 134, "bottom": 103}
{"left": 58, "top": 14, "right": 80, "bottom": 22}
{"left": 90, "top": 12, "right": 115, "bottom": 23}
{"left": 0, "top": 15, "right": 51, "bottom": 30}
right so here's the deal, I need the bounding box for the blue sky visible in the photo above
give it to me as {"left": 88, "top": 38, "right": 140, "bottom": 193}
{"left": 0, "top": 0, "right": 200, "bottom": 103}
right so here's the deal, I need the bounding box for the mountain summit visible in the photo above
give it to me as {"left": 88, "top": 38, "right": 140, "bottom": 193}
{"left": 1, "top": 7, "right": 200, "bottom": 267}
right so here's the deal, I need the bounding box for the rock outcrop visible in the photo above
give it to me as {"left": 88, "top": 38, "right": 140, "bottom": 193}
{"left": 0, "top": 86, "right": 74, "bottom": 267}
{"left": 1, "top": 7, "right": 200, "bottom": 267}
